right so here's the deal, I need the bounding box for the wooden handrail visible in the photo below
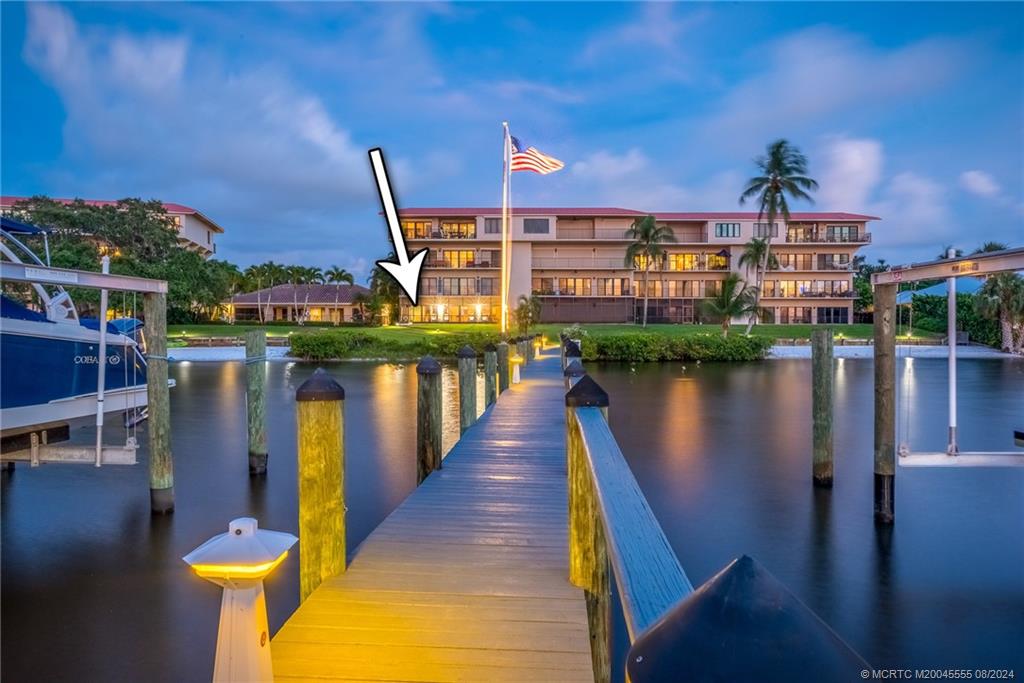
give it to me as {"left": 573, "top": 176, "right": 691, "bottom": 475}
{"left": 573, "top": 407, "right": 694, "bottom": 640}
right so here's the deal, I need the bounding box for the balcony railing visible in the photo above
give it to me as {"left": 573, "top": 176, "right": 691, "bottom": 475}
{"left": 404, "top": 229, "right": 477, "bottom": 240}
{"left": 785, "top": 232, "right": 871, "bottom": 244}
{"left": 764, "top": 290, "right": 855, "bottom": 299}
{"left": 533, "top": 257, "right": 627, "bottom": 269}
{"left": 423, "top": 258, "right": 498, "bottom": 269}
{"left": 555, "top": 228, "right": 709, "bottom": 242}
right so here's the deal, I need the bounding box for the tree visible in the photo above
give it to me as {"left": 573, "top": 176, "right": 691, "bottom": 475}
{"left": 739, "top": 139, "right": 818, "bottom": 334}
{"left": 937, "top": 245, "right": 963, "bottom": 260}
{"left": 975, "top": 273, "right": 1024, "bottom": 353}
{"left": 624, "top": 215, "right": 676, "bottom": 327}
{"left": 367, "top": 252, "right": 401, "bottom": 325}
{"left": 326, "top": 266, "right": 355, "bottom": 325}
{"left": 701, "top": 273, "right": 756, "bottom": 337}
{"left": 738, "top": 237, "right": 778, "bottom": 276}
{"left": 973, "top": 242, "right": 1008, "bottom": 254}
{"left": 853, "top": 257, "right": 890, "bottom": 314}
{"left": 513, "top": 294, "right": 543, "bottom": 335}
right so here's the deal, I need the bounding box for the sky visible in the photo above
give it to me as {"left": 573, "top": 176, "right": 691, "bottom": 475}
{"left": 2, "top": 2, "right": 1022, "bottom": 278}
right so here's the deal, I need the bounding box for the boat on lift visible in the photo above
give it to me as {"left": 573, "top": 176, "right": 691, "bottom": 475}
{"left": 0, "top": 216, "right": 153, "bottom": 435}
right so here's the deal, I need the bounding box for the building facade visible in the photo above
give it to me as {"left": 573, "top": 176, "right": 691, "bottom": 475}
{"left": 0, "top": 196, "right": 224, "bottom": 257}
{"left": 227, "top": 283, "right": 371, "bottom": 323}
{"left": 396, "top": 208, "right": 877, "bottom": 325}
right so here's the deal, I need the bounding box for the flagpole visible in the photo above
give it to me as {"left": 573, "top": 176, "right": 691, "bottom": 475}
{"left": 500, "top": 121, "right": 511, "bottom": 334}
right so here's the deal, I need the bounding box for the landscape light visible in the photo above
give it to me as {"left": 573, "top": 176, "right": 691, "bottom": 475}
{"left": 183, "top": 517, "right": 297, "bottom": 683}
{"left": 510, "top": 353, "right": 524, "bottom": 384}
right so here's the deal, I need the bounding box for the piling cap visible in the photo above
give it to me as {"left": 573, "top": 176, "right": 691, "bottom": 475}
{"left": 457, "top": 345, "right": 477, "bottom": 359}
{"left": 564, "top": 340, "right": 582, "bottom": 357}
{"left": 484, "top": 343, "right": 497, "bottom": 353}
{"left": 565, "top": 374, "right": 608, "bottom": 407}
{"left": 182, "top": 517, "right": 297, "bottom": 581}
{"left": 296, "top": 368, "right": 345, "bottom": 402}
{"left": 563, "top": 359, "right": 586, "bottom": 377}
{"left": 626, "top": 555, "right": 870, "bottom": 683}
{"left": 417, "top": 355, "right": 442, "bottom": 375}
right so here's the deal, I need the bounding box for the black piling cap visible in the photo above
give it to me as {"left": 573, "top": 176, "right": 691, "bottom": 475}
{"left": 564, "top": 340, "right": 582, "bottom": 357}
{"left": 417, "top": 355, "right": 442, "bottom": 375}
{"left": 626, "top": 555, "right": 870, "bottom": 683}
{"left": 296, "top": 367, "right": 345, "bottom": 402}
{"left": 563, "top": 359, "right": 586, "bottom": 377}
{"left": 457, "top": 345, "right": 477, "bottom": 359}
{"left": 565, "top": 374, "right": 608, "bottom": 407}
{"left": 484, "top": 343, "right": 497, "bottom": 353}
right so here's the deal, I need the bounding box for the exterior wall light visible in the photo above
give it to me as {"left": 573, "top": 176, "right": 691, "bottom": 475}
{"left": 183, "top": 517, "right": 297, "bottom": 683}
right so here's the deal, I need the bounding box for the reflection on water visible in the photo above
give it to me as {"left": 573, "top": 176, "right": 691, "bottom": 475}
{"left": 590, "top": 358, "right": 1024, "bottom": 677}
{"left": 2, "top": 357, "right": 1022, "bottom": 682}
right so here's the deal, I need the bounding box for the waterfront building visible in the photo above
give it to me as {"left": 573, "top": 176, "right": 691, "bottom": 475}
{"left": 227, "top": 283, "right": 371, "bottom": 323}
{"left": 397, "top": 207, "right": 877, "bottom": 325}
{"left": 0, "top": 195, "right": 224, "bottom": 257}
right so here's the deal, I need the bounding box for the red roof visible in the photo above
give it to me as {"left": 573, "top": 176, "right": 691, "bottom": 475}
{"left": 398, "top": 207, "right": 879, "bottom": 221}
{"left": 0, "top": 195, "right": 225, "bottom": 232}
{"left": 398, "top": 207, "right": 647, "bottom": 217}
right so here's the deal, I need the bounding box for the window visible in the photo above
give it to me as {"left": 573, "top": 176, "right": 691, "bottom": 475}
{"left": 484, "top": 218, "right": 502, "bottom": 234}
{"left": 753, "top": 222, "right": 778, "bottom": 238}
{"left": 524, "top": 218, "right": 550, "bottom": 234}
{"left": 668, "top": 253, "right": 700, "bottom": 271}
{"left": 633, "top": 254, "right": 661, "bottom": 270}
{"left": 704, "top": 280, "right": 721, "bottom": 297}
{"left": 706, "top": 253, "right": 729, "bottom": 270}
{"left": 442, "top": 250, "right": 475, "bottom": 268}
{"left": 421, "top": 278, "right": 439, "bottom": 295}
{"left": 479, "top": 278, "right": 497, "bottom": 295}
{"left": 826, "top": 225, "right": 858, "bottom": 242}
{"left": 440, "top": 278, "right": 476, "bottom": 295}
{"left": 817, "top": 253, "right": 851, "bottom": 270}
{"left": 633, "top": 280, "right": 663, "bottom": 297}
{"left": 779, "top": 307, "right": 812, "bottom": 323}
{"left": 440, "top": 221, "right": 475, "bottom": 239}
{"left": 401, "top": 220, "right": 431, "bottom": 239}
{"left": 557, "top": 278, "right": 591, "bottom": 295}
{"left": 667, "top": 280, "right": 699, "bottom": 297}
{"left": 596, "top": 278, "right": 629, "bottom": 296}
{"left": 532, "top": 278, "right": 555, "bottom": 295}
{"left": 715, "top": 223, "right": 740, "bottom": 238}
{"left": 778, "top": 253, "right": 813, "bottom": 270}
{"left": 818, "top": 307, "right": 850, "bottom": 324}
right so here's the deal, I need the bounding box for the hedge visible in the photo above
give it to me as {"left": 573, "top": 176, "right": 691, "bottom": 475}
{"left": 579, "top": 333, "right": 772, "bottom": 362}
{"left": 289, "top": 330, "right": 505, "bottom": 360}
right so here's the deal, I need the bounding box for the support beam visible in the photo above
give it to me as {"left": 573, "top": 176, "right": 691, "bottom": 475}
{"left": 872, "top": 246, "right": 1024, "bottom": 285}
{"left": 0, "top": 261, "right": 167, "bottom": 293}
{"left": 947, "top": 274, "right": 958, "bottom": 455}
{"left": 873, "top": 283, "right": 897, "bottom": 524}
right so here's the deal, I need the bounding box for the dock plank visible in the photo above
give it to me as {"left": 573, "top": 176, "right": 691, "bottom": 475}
{"left": 272, "top": 353, "right": 594, "bottom": 681}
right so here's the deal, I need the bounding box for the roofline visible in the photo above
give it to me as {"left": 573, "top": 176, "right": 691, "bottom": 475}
{"left": 396, "top": 207, "right": 880, "bottom": 221}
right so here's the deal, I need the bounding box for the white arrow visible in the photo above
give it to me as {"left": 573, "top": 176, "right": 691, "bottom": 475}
{"left": 369, "top": 148, "right": 428, "bottom": 306}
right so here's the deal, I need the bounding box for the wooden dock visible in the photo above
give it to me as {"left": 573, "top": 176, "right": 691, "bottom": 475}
{"left": 272, "top": 352, "right": 594, "bottom": 682}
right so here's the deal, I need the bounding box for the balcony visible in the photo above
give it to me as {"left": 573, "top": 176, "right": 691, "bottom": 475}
{"left": 532, "top": 257, "right": 627, "bottom": 269}
{"left": 424, "top": 258, "right": 498, "bottom": 269}
{"left": 785, "top": 232, "right": 871, "bottom": 244}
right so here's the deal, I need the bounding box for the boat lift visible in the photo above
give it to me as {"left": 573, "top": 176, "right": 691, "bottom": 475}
{"left": 872, "top": 246, "right": 1024, "bottom": 468}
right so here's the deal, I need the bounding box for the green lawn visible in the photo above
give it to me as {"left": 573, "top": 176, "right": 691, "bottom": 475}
{"left": 168, "top": 322, "right": 938, "bottom": 341}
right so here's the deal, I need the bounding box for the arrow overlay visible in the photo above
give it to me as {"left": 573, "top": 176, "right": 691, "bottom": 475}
{"left": 369, "top": 148, "right": 428, "bottom": 306}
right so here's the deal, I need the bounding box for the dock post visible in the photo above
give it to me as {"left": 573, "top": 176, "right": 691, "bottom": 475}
{"left": 874, "top": 283, "right": 897, "bottom": 524}
{"left": 496, "top": 342, "right": 510, "bottom": 394}
{"left": 519, "top": 338, "right": 530, "bottom": 364}
{"left": 416, "top": 356, "right": 443, "bottom": 484}
{"left": 295, "top": 368, "right": 346, "bottom": 602}
{"left": 563, "top": 358, "right": 586, "bottom": 392}
{"left": 245, "top": 329, "right": 268, "bottom": 475}
{"left": 457, "top": 345, "right": 477, "bottom": 435}
{"left": 564, "top": 339, "right": 582, "bottom": 369}
{"left": 812, "top": 328, "right": 834, "bottom": 488}
{"left": 565, "top": 376, "right": 612, "bottom": 683}
{"left": 143, "top": 292, "right": 174, "bottom": 514}
{"left": 483, "top": 343, "right": 497, "bottom": 408}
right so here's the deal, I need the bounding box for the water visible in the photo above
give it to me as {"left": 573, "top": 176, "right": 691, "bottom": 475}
{"left": 2, "top": 357, "right": 1022, "bottom": 681}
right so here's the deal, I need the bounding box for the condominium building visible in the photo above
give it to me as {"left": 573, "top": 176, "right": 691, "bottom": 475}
{"left": 0, "top": 196, "right": 224, "bottom": 257}
{"left": 396, "top": 208, "right": 878, "bottom": 325}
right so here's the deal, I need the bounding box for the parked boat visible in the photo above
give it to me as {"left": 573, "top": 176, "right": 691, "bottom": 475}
{"left": 0, "top": 217, "right": 152, "bottom": 435}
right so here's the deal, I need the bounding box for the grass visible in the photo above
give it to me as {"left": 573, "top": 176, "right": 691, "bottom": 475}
{"left": 168, "top": 322, "right": 939, "bottom": 341}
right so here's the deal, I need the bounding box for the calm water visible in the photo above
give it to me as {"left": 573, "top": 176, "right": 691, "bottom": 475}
{"left": 2, "top": 357, "right": 1022, "bottom": 681}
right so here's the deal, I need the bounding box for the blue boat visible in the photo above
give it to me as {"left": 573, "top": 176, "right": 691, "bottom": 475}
{"left": 1, "top": 217, "right": 153, "bottom": 434}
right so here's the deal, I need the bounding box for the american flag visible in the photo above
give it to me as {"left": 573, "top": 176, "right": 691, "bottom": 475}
{"left": 510, "top": 135, "right": 564, "bottom": 174}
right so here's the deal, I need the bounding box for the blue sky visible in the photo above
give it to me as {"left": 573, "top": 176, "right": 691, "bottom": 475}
{"left": 2, "top": 2, "right": 1022, "bottom": 277}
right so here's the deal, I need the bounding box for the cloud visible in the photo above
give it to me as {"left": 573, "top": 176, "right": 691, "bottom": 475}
{"left": 959, "top": 170, "right": 1000, "bottom": 197}
{"left": 869, "top": 172, "right": 954, "bottom": 254}
{"left": 817, "top": 137, "right": 883, "bottom": 210}
{"left": 579, "top": 4, "right": 703, "bottom": 64}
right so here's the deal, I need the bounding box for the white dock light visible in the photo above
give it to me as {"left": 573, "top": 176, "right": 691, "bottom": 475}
{"left": 510, "top": 353, "right": 524, "bottom": 384}
{"left": 183, "top": 517, "right": 297, "bottom": 683}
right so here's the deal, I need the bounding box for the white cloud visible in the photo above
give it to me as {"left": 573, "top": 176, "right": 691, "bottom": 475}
{"left": 868, "top": 172, "right": 954, "bottom": 254}
{"left": 817, "top": 137, "right": 884, "bottom": 210}
{"left": 959, "top": 170, "right": 1001, "bottom": 198}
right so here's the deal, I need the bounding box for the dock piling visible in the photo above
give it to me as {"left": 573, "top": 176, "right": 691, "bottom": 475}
{"left": 245, "top": 329, "right": 268, "bottom": 475}
{"left": 416, "top": 356, "right": 443, "bottom": 484}
{"left": 565, "top": 376, "right": 612, "bottom": 683}
{"left": 143, "top": 291, "right": 174, "bottom": 514}
{"left": 295, "top": 368, "right": 346, "bottom": 602}
{"left": 496, "top": 342, "right": 510, "bottom": 394}
{"left": 874, "top": 283, "right": 897, "bottom": 523}
{"left": 457, "top": 345, "right": 477, "bottom": 435}
{"left": 483, "top": 343, "right": 497, "bottom": 407}
{"left": 812, "top": 328, "right": 834, "bottom": 488}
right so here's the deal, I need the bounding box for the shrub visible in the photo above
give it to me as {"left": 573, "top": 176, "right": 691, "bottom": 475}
{"left": 289, "top": 330, "right": 506, "bottom": 360}
{"left": 578, "top": 332, "right": 771, "bottom": 362}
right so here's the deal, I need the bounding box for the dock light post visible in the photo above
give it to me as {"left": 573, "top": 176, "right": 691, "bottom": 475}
{"left": 183, "top": 517, "right": 297, "bottom": 683}
{"left": 510, "top": 353, "right": 524, "bottom": 384}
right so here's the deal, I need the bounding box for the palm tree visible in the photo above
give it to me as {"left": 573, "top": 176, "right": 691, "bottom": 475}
{"left": 937, "top": 245, "right": 963, "bottom": 260}
{"left": 975, "top": 273, "right": 1024, "bottom": 353}
{"left": 739, "top": 139, "right": 818, "bottom": 333}
{"left": 325, "top": 266, "right": 355, "bottom": 324}
{"left": 738, "top": 237, "right": 778, "bottom": 275}
{"left": 624, "top": 215, "right": 676, "bottom": 327}
{"left": 701, "top": 273, "right": 756, "bottom": 337}
{"left": 973, "top": 242, "right": 1008, "bottom": 254}
{"left": 513, "top": 294, "right": 543, "bottom": 335}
